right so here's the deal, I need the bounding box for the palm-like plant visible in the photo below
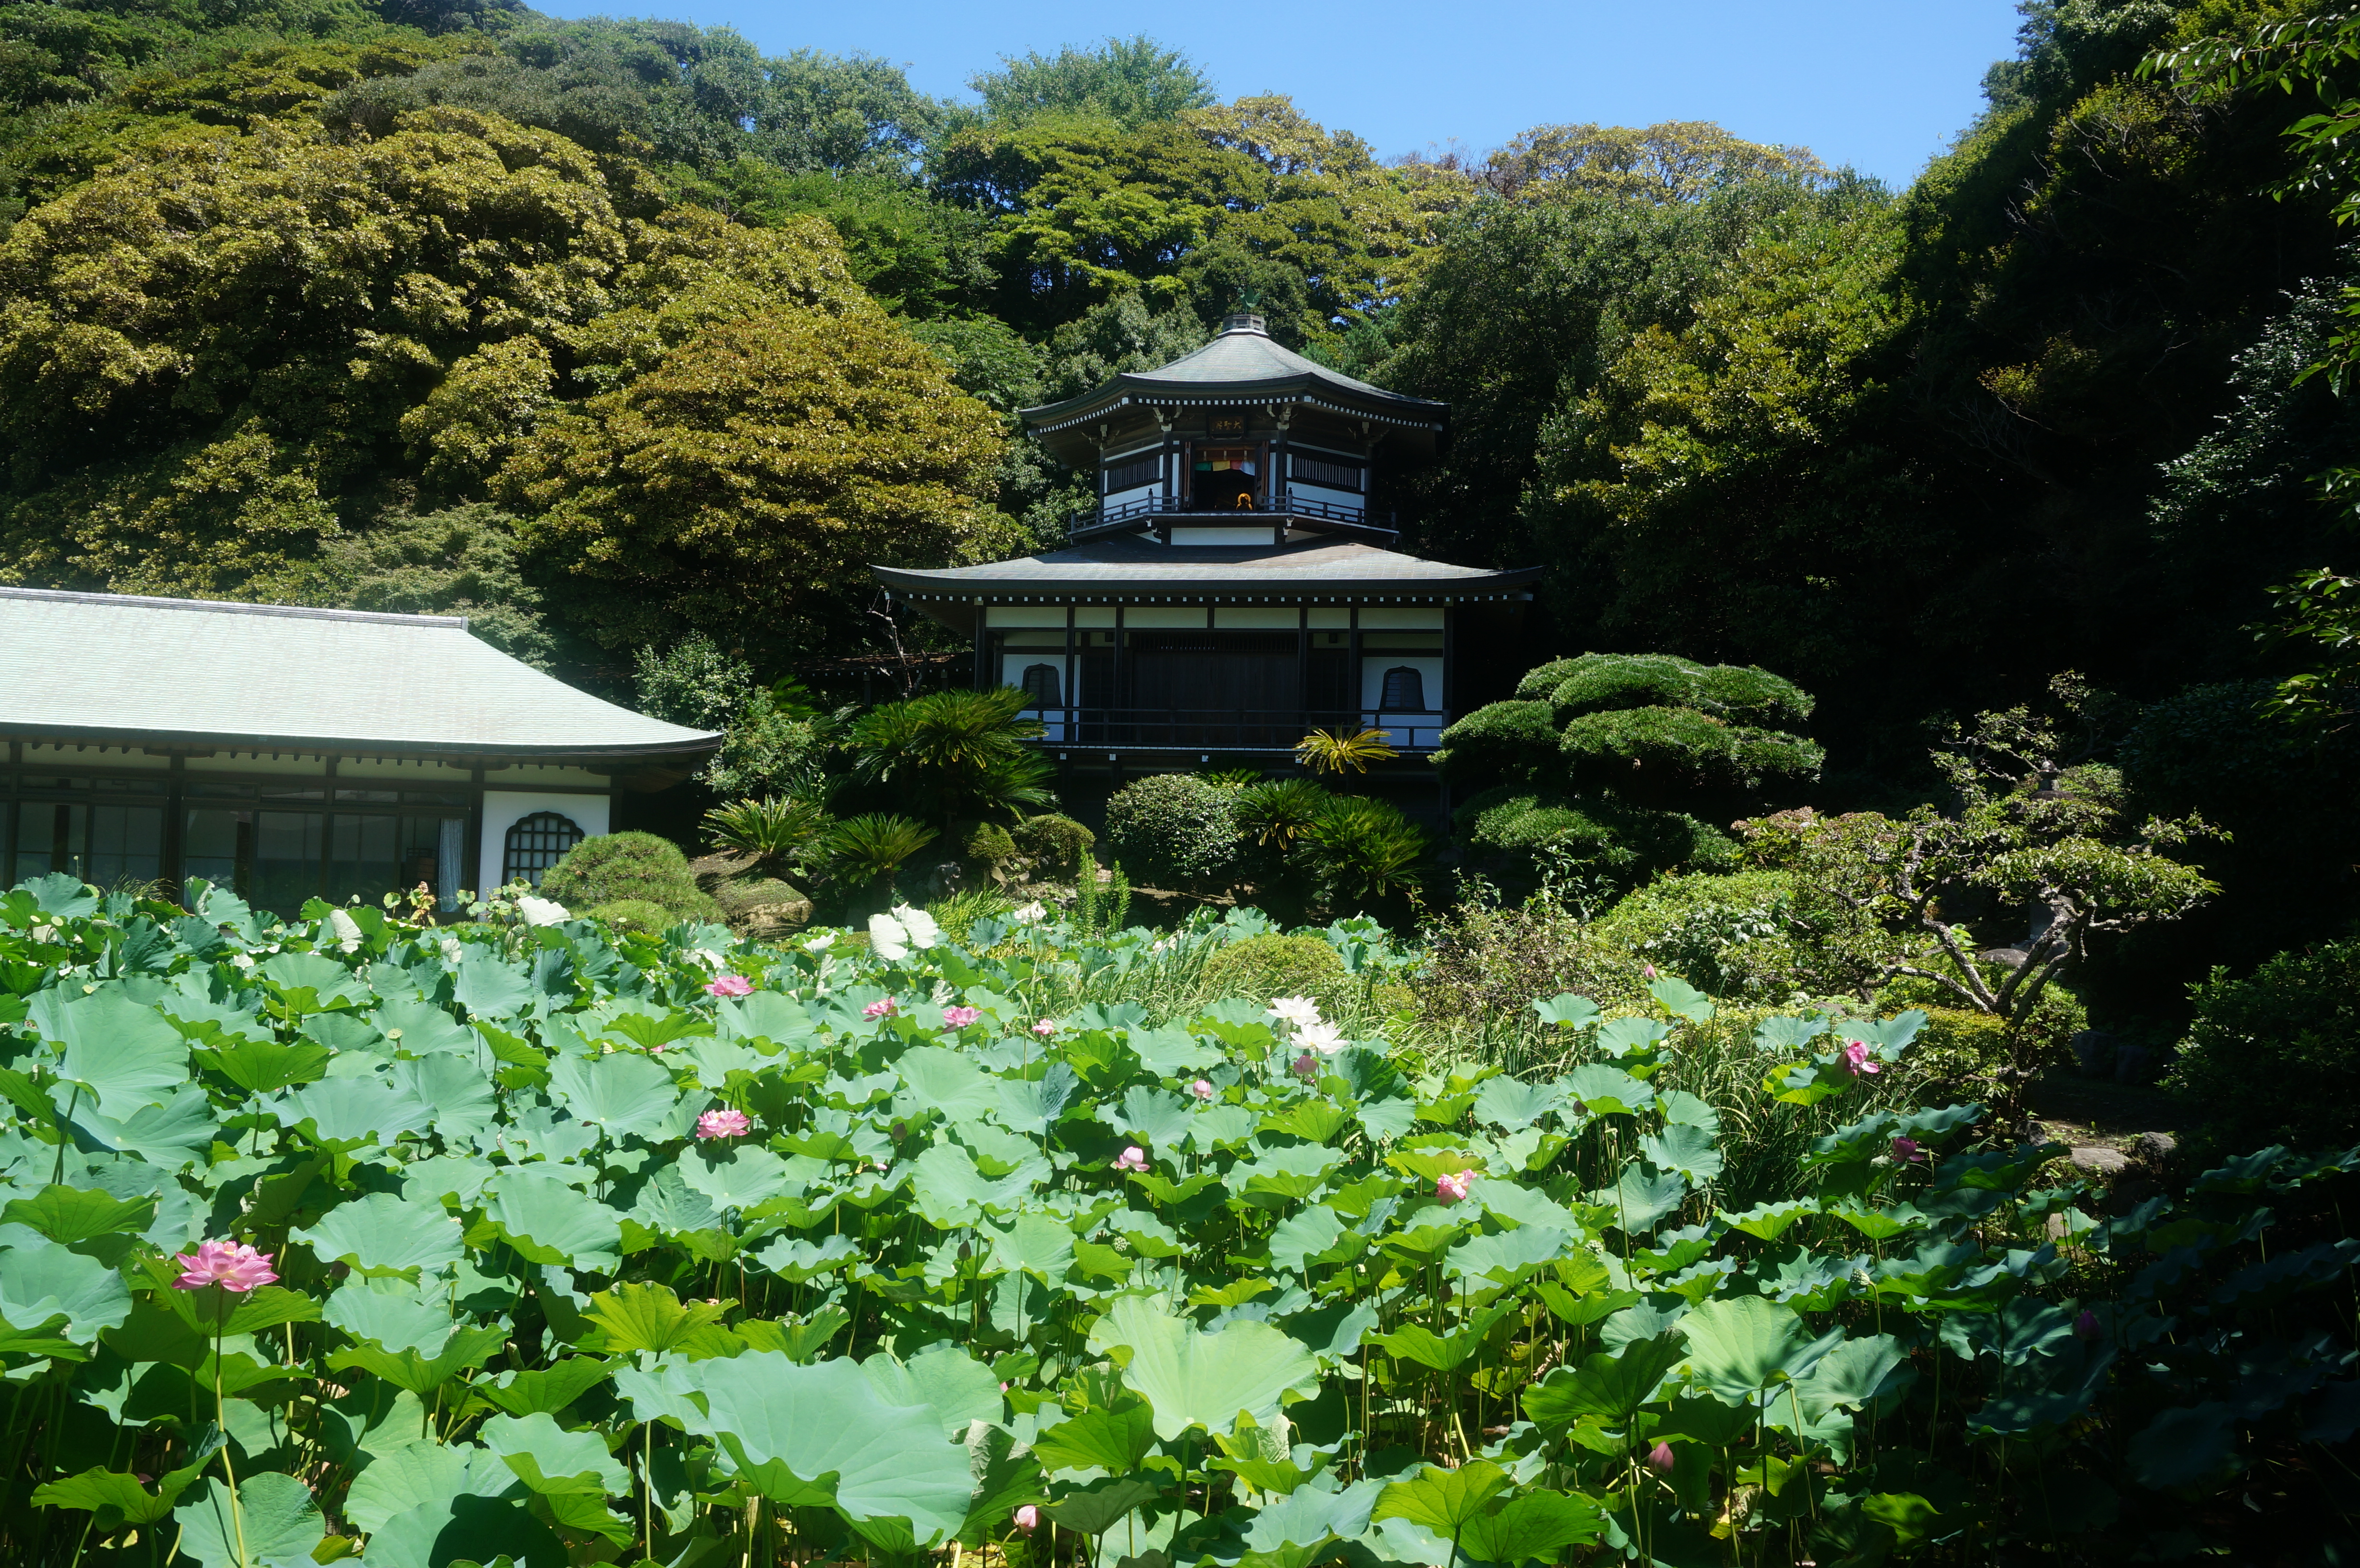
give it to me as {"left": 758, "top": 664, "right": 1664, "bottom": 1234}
{"left": 1296, "top": 726, "right": 1399, "bottom": 775}
{"left": 823, "top": 814, "right": 940, "bottom": 887}
{"left": 703, "top": 796, "right": 833, "bottom": 870}
{"left": 1303, "top": 796, "right": 1428, "bottom": 903}
{"left": 847, "top": 687, "right": 1052, "bottom": 826}
{"left": 1236, "top": 778, "right": 1331, "bottom": 848}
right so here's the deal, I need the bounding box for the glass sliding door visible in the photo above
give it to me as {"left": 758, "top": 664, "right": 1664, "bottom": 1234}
{"left": 253, "top": 810, "right": 324, "bottom": 913}
{"left": 13, "top": 799, "right": 87, "bottom": 882}
{"left": 87, "top": 804, "right": 164, "bottom": 889}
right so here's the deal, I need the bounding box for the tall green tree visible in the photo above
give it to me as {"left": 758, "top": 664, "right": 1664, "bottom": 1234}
{"left": 965, "top": 35, "right": 1213, "bottom": 131}
{"left": 496, "top": 307, "right": 1010, "bottom": 662}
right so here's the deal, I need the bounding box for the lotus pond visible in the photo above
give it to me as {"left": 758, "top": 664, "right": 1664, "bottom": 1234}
{"left": 0, "top": 873, "right": 2352, "bottom": 1568}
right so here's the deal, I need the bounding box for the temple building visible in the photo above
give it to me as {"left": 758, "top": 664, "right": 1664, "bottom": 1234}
{"left": 871, "top": 311, "right": 1539, "bottom": 799}
{"left": 0, "top": 588, "right": 718, "bottom": 913}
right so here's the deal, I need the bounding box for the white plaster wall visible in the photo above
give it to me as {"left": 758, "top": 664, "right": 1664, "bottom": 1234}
{"left": 481, "top": 790, "right": 608, "bottom": 894}
{"left": 1102, "top": 483, "right": 1160, "bottom": 514}
{"left": 1286, "top": 482, "right": 1362, "bottom": 512}
{"left": 1169, "top": 526, "right": 1269, "bottom": 545}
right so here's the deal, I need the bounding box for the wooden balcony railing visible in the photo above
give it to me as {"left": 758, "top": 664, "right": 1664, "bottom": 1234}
{"left": 1072, "top": 491, "right": 1397, "bottom": 540}
{"left": 1019, "top": 706, "right": 1450, "bottom": 752}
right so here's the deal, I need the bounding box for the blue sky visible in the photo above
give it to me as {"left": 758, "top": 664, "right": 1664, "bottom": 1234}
{"left": 536, "top": 0, "right": 2031, "bottom": 188}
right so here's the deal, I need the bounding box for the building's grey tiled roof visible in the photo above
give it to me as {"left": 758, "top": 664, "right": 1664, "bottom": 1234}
{"left": 1020, "top": 316, "right": 1447, "bottom": 430}
{"left": 1120, "top": 329, "right": 1401, "bottom": 398}
{"left": 0, "top": 588, "right": 720, "bottom": 760}
{"left": 874, "top": 537, "right": 1540, "bottom": 598}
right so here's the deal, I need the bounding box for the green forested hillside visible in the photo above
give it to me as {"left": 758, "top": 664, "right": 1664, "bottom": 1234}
{"left": 1, "top": 0, "right": 2355, "bottom": 962}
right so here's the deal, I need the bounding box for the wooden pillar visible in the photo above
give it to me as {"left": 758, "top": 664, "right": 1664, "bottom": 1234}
{"left": 161, "top": 753, "right": 185, "bottom": 906}
{"left": 1441, "top": 600, "right": 1456, "bottom": 729}
{"left": 1296, "top": 603, "right": 1310, "bottom": 737}
{"left": 973, "top": 614, "right": 990, "bottom": 692}
{"left": 1112, "top": 602, "right": 1128, "bottom": 749}
{"left": 1159, "top": 413, "right": 1175, "bottom": 519}
{"left": 1349, "top": 603, "right": 1363, "bottom": 731}
{"left": 1063, "top": 604, "right": 1076, "bottom": 738}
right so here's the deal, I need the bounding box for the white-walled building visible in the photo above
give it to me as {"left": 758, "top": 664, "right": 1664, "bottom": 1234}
{"left": 0, "top": 588, "right": 718, "bottom": 913}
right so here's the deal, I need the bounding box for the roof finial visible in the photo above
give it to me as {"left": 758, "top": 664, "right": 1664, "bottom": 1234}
{"left": 1222, "top": 290, "right": 1267, "bottom": 336}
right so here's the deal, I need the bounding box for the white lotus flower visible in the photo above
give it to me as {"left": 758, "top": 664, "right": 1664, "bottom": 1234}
{"left": 805, "top": 932, "right": 836, "bottom": 952}
{"left": 228, "top": 951, "right": 256, "bottom": 970}
{"left": 1296, "top": 1019, "right": 1348, "bottom": 1056}
{"left": 518, "top": 895, "right": 568, "bottom": 927}
{"left": 689, "top": 946, "right": 727, "bottom": 971}
{"left": 1011, "top": 901, "right": 1047, "bottom": 925}
{"left": 327, "top": 908, "right": 364, "bottom": 953}
{"left": 890, "top": 905, "right": 942, "bottom": 949}
{"left": 438, "top": 936, "right": 463, "bottom": 965}
{"left": 1266, "top": 995, "right": 1323, "bottom": 1031}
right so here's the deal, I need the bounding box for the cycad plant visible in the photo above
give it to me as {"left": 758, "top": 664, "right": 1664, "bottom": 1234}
{"left": 1295, "top": 725, "right": 1399, "bottom": 775}
{"left": 847, "top": 687, "right": 1053, "bottom": 827}
{"left": 1303, "top": 795, "right": 1428, "bottom": 904}
{"left": 702, "top": 796, "right": 833, "bottom": 875}
{"left": 822, "top": 813, "right": 939, "bottom": 891}
{"left": 1236, "top": 779, "right": 1431, "bottom": 912}
{"left": 1235, "top": 777, "right": 1329, "bottom": 848}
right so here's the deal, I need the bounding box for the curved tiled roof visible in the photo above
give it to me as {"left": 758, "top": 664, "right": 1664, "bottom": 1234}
{"left": 0, "top": 588, "right": 720, "bottom": 761}
{"left": 1020, "top": 314, "right": 1446, "bottom": 434}
{"left": 874, "top": 536, "right": 1539, "bottom": 600}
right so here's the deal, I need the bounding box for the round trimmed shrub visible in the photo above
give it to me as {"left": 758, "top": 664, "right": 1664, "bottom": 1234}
{"left": 582, "top": 898, "right": 676, "bottom": 935}
{"left": 1459, "top": 789, "right": 1736, "bottom": 892}
{"left": 963, "top": 822, "right": 1020, "bottom": 882}
{"left": 2165, "top": 938, "right": 2360, "bottom": 1155}
{"left": 1597, "top": 869, "right": 1797, "bottom": 998}
{"left": 1102, "top": 773, "right": 1241, "bottom": 890}
{"left": 1557, "top": 707, "right": 1824, "bottom": 803}
{"left": 541, "top": 832, "right": 719, "bottom": 921}
{"left": 1011, "top": 813, "right": 1094, "bottom": 878}
{"left": 1201, "top": 932, "right": 1348, "bottom": 1011}
{"left": 1433, "top": 700, "right": 1561, "bottom": 790}
{"left": 1542, "top": 652, "right": 1815, "bottom": 728}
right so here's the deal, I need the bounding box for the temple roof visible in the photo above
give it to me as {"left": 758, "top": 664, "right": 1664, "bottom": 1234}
{"left": 1020, "top": 314, "right": 1447, "bottom": 449}
{"left": 0, "top": 588, "right": 721, "bottom": 762}
{"left": 874, "top": 536, "right": 1538, "bottom": 630}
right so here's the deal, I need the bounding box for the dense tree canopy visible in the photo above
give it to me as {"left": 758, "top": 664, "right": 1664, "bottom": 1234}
{"left": 497, "top": 307, "right": 1008, "bottom": 660}
{"left": 0, "top": 1, "right": 2350, "bottom": 1022}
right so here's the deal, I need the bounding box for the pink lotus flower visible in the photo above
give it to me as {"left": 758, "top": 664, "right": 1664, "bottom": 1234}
{"left": 1841, "top": 1041, "right": 1882, "bottom": 1077}
{"left": 1114, "top": 1145, "right": 1149, "bottom": 1173}
{"left": 942, "top": 1005, "right": 982, "bottom": 1029}
{"left": 863, "top": 998, "right": 898, "bottom": 1020}
{"left": 172, "top": 1239, "right": 278, "bottom": 1293}
{"left": 1189, "top": 1078, "right": 1215, "bottom": 1101}
{"left": 2072, "top": 1309, "right": 2102, "bottom": 1341}
{"left": 1435, "top": 1169, "right": 1474, "bottom": 1204}
{"left": 1642, "top": 963, "right": 1658, "bottom": 980}
{"left": 1291, "top": 1051, "right": 1320, "bottom": 1082}
{"left": 1647, "top": 1441, "right": 1676, "bottom": 1474}
{"left": 1013, "top": 1505, "right": 1039, "bottom": 1533}
{"left": 697, "top": 1108, "right": 752, "bottom": 1140}
{"left": 704, "top": 974, "right": 753, "bottom": 998}
{"left": 1891, "top": 1136, "right": 1927, "bottom": 1164}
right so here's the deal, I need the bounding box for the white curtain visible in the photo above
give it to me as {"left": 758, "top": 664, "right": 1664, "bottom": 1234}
{"left": 436, "top": 817, "right": 464, "bottom": 911}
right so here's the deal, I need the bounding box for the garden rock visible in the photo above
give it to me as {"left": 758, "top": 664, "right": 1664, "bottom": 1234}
{"left": 2069, "top": 1146, "right": 2131, "bottom": 1178}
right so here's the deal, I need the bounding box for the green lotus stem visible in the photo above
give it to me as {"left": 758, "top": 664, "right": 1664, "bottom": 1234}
{"left": 52, "top": 1083, "right": 78, "bottom": 1187}
{"left": 212, "top": 1307, "right": 250, "bottom": 1568}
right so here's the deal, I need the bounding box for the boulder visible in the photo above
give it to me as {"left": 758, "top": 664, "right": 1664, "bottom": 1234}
{"left": 2068, "top": 1146, "right": 2130, "bottom": 1178}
